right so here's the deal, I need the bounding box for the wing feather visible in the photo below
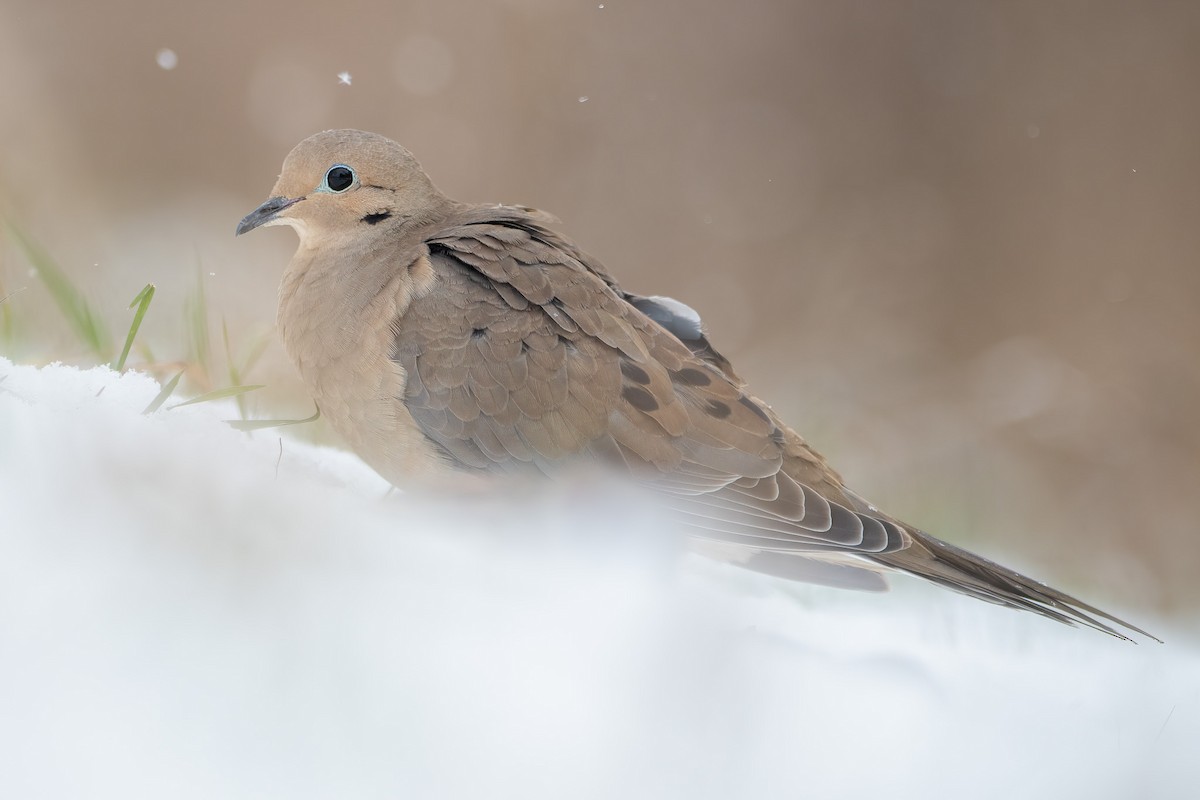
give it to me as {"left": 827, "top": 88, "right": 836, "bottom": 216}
{"left": 393, "top": 212, "right": 897, "bottom": 562}
{"left": 377, "top": 203, "right": 1154, "bottom": 639}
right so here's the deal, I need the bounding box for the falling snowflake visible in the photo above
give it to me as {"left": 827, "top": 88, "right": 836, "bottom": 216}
{"left": 338, "top": 72, "right": 353, "bottom": 86}
{"left": 578, "top": 96, "right": 589, "bottom": 103}
{"left": 156, "top": 49, "right": 178, "bottom": 70}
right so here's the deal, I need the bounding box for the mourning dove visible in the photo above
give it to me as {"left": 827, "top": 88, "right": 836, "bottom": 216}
{"left": 238, "top": 129, "right": 1152, "bottom": 640}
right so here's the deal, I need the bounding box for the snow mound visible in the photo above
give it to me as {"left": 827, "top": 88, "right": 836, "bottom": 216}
{"left": 0, "top": 358, "right": 1194, "bottom": 799}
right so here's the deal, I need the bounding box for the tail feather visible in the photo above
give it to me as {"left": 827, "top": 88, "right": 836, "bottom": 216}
{"left": 873, "top": 528, "right": 1160, "bottom": 642}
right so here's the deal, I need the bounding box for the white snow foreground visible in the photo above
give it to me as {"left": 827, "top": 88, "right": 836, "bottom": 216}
{"left": 0, "top": 357, "right": 1194, "bottom": 800}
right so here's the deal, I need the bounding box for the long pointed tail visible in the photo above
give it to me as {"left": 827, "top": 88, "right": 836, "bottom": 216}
{"left": 872, "top": 527, "right": 1159, "bottom": 642}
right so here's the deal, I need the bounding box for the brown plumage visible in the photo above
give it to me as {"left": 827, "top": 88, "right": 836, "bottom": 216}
{"left": 238, "top": 129, "right": 1154, "bottom": 641}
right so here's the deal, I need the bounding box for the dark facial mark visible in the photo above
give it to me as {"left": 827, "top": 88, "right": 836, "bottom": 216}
{"left": 362, "top": 211, "right": 392, "bottom": 225}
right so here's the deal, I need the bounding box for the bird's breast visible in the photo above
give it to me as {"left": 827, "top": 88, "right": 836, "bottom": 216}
{"left": 276, "top": 247, "right": 447, "bottom": 485}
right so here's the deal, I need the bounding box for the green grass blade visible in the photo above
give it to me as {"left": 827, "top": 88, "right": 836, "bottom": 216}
{"left": 223, "top": 319, "right": 274, "bottom": 419}
{"left": 111, "top": 283, "right": 155, "bottom": 371}
{"left": 239, "top": 332, "right": 271, "bottom": 377}
{"left": 3, "top": 218, "right": 111, "bottom": 357}
{"left": 0, "top": 284, "right": 22, "bottom": 349}
{"left": 142, "top": 369, "right": 184, "bottom": 414}
{"left": 222, "top": 318, "right": 240, "bottom": 383}
{"left": 226, "top": 405, "right": 321, "bottom": 431}
{"left": 169, "top": 384, "right": 265, "bottom": 410}
{"left": 185, "top": 268, "right": 210, "bottom": 381}
{"left": 222, "top": 317, "right": 246, "bottom": 418}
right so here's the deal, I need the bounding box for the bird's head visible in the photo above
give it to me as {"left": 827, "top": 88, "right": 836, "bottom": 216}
{"left": 236, "top": 129, "right": 450, "bottom": 246}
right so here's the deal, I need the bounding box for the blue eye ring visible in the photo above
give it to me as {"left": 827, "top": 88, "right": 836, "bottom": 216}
{"left": 320, "top": 164, "right": 357, "bottom": 193}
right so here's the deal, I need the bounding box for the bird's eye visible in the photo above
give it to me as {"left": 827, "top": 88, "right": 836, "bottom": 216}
{"left": 323, "top": 165, "right": 356, "bottom": 192}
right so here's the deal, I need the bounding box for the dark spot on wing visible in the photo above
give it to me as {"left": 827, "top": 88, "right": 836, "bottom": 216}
{"left": 738, "top": 395, "right": 771, "bottom": 424}
{"left": 623, "top": 386, "right": 659, "bottom": 412}
{"left": 471, "top": 327, "right": 487, "bottom": 339}
{"left": 620, "top": 360, "right": 651, "bottom": 385}
{"left": 673, "top": 367, "right": 711, "bottom": 386}
{"left": 705, "top": 399, "right": 732, "bottom": 419}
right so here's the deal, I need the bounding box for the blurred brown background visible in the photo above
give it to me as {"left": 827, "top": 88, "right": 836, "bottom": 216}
{"left": 1, "top": 0, "right": 1197, "bottom": 628}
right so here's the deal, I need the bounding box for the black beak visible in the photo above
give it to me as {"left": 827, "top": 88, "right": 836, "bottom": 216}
{"left": 236, "top": 195, "right": 303, "bottom": 236}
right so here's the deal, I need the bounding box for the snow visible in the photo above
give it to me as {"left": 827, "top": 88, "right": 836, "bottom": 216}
{"left": 0, "top": 357, "right": 1195, "bottom": 799}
